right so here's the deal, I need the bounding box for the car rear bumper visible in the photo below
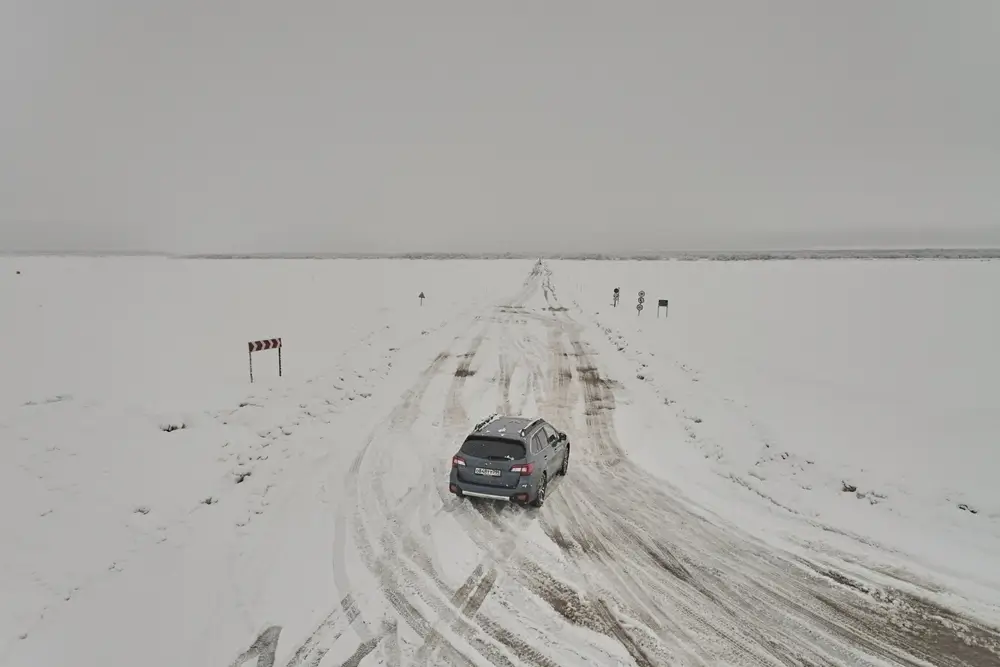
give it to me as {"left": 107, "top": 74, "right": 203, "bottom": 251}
{"left": 450, "top": 475, "right": 533, "bottom": 503}
{"left": 462, "top": 488, "right": 516, "bottom": 501}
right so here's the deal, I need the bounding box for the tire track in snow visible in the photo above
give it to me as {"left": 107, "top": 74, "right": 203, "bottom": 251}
{"left": 344, "top": 331, "right": 487, "bottom": 665}
{"left": 423, "top": 276, "right": 613, "bottom": 666}
{"left": 493, "top": 315, "right": 529, "bottom": 416}
{"left": 412, "top": 565, "right": 498, "bottom": 666}
{"left": 229, "top": 626, "right": 281, "bottom": 667}
{"left": 336, "top": 620, "right": 396, "bottom": 667}
{"left": 495, "top": 343, "right": 513, "bottom": 416}
{"left": 443, "top": 268, "right": 680, "bottom": 665}
{"left": 460, "top": 271, "right": 846, "bottom": 665}
{"left": 328, "top": 324, "right": 495, "bottom": 667}
{"left": 529, "top": 263, "right": 1000, "bottom": 666}
{"left": 228, "top": 342, "right": 462, "bottom": 666}
{"left": 534, "top": 272, "right": 813, "bottom": 663}
{"left": 446, "top": 329, "right": 488, "bottom": 426}
{"left": 496, "top": 267, "right": 839, "bottom": 663}
{"left": 412, "top": 331, "right": 549, "bottom": 665}
{"left": 281, "top": 594, "right": 361, "bottom": 667}
{"left": 493, "top": 269, "right": 674, "bottom": 663}
{"left": 313, "top": 261, "right": 999, "bottom": 667}
{"left": 435, "top": 275, "right": 668, "bottom": 667}
{"left": 537, "top": 285, "right": 858, "bottom": 664}
{"left": 493, "top": 308, "right": 545, "bottom": 419}
{"left": 585, "top": 321, "right": 1000, "bottom": 665}
{"left": 501, "top": 309, "right": 680, "bottom": 666}
{"left": 495, "top": 266, "right": 999, "bottom": 666}
{"left": 445, "top": 268, "right": 838, "bottom": 665}
{"left": 349, "top": 315, "right": 554, "bottom": 667}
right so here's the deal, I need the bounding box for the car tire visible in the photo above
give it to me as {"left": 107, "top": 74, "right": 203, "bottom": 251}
{"left": 560, "top": 446, "right": 570, "bottom": 476}
{"left": 532, "top": 473, "right": 547, "bottom": 508}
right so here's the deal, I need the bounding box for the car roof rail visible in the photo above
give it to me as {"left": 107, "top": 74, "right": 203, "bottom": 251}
{"left": 519, "top": 417, "right": 543, "bottom": 437}
{"left": 473, "top": 412, "right": 500, "bottom": 432}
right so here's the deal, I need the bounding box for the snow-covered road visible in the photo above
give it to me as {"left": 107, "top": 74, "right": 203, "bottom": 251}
{"left": 3, "top": 258, "right": 998, "bottom": 666}
{"left": 244, "top": 263, "right": 999, "bottom": 666}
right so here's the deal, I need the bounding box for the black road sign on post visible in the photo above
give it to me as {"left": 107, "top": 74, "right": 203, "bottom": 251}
{"left": 637, "top": 290, "right": 645, "bottom": 314}
{"left": 418, "top": 292, "right": 425, "bottom": 305}
{"left": 657, "top": 299, "right": 669, "bottom": 317}
{"left": 612, "top": 287, "right": 620, "bottom": 307}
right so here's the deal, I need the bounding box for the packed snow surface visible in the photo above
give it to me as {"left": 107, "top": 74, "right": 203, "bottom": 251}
{"left": 2, "top": 255, "right": 998, "bottom": 667}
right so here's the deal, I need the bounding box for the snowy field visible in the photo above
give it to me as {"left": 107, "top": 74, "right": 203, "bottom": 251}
{"left": 2, "top": 255, "right": 998, "bottom": 666}
{"left": 553, "top": 260, "right": 1000, "bottom": 609}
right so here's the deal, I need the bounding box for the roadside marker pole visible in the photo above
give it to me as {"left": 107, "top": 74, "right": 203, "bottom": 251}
{"left": 247, "top": 338, "right": 282, "bottom": 383}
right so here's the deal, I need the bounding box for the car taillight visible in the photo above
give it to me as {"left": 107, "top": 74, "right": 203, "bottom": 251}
{"left": 510, "top": 462, "right": 534, "bottom": 475}
{"left": 452, "top": 456, "right": 466, "bottom": 467}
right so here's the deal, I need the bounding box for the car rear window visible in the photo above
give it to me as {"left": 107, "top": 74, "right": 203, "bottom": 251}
{"left": 460, "top": 438, "right": 526, "bottom": 461}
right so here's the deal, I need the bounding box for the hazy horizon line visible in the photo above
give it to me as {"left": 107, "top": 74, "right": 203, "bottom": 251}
{"left": 4, "top": 247, "right": 1000, "bottom": 261}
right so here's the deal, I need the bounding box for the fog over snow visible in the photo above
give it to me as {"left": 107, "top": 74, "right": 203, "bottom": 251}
{"left": 2, "top": 1, "right": 999, "bottom": 255}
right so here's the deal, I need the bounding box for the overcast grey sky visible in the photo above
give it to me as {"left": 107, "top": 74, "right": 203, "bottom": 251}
{"left": 2, "top": 1, "right": 998, "bottom": 253}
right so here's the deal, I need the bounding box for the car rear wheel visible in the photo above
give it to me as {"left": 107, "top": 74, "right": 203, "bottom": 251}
{"left": 532, "top": 473, "right": 547, "bottom": 507}
{"left": 560, "top": 446, "right": 570, "bottom": 476}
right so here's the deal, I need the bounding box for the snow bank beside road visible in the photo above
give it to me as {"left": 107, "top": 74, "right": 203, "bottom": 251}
{"left": 553, "top": 258, "right": 1000, "bottom": 617}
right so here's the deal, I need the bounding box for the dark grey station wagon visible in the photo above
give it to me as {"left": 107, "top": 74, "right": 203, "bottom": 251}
{"left": 449, "top": 414, "right": 570, "bottom": 507}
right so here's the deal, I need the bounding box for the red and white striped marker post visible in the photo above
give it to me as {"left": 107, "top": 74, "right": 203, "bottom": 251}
{"left": 248, "top": 338, "right": 282, "bottom": 383}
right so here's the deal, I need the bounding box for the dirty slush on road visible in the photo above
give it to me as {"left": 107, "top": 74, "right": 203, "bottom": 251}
{"left": 247, "top": 261, "right": 999, "bottom": 667}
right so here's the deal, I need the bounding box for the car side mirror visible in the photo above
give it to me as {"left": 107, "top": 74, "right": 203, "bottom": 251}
{"left": 558, "top": 432, "right": 567, "bottom": 441}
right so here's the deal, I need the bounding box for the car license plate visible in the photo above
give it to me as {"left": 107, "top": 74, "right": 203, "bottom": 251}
{"left": 475, "top": 467, "right": 501, "bottom": 477}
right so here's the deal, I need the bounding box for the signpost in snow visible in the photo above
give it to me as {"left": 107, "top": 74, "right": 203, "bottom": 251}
{"left": 657, "top": 299, "right": 669, "bottom": 317}
{"left": 419, "top": 292, "right": 425, "bottom": 306}
{"left": 613, "top": 287, "right": 620, "bottom": 307}
{"left": 637, "top": 291, "right": 645, "bottom": 315}
{"left": 248, "top": 337, "right": 282, "bottom": 383}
